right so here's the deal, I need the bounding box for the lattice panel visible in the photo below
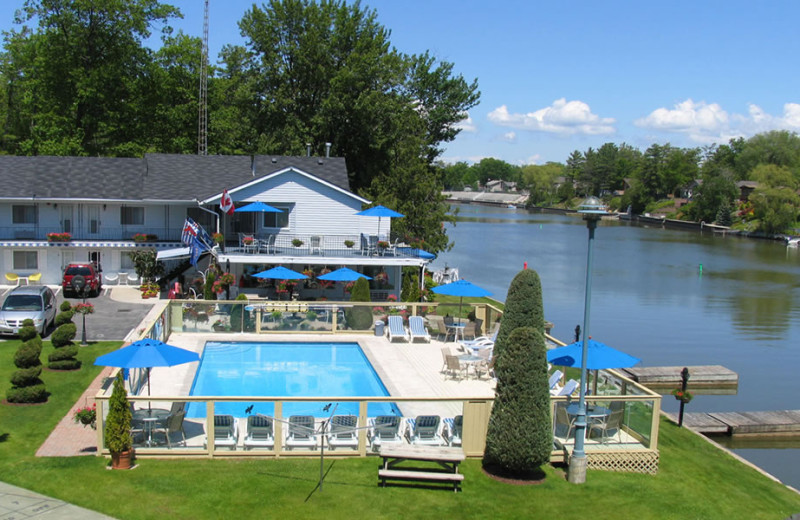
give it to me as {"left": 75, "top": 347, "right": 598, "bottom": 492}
{"left": 587, "top": 450, "right": 659, "bottom": 474}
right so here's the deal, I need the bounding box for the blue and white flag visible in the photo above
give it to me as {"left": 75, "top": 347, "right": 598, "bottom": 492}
{"left": 182, "top": 217, "right": 213, "bottom": 249}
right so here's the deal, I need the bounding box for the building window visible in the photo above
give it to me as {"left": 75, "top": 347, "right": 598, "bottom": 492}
{"left": 13, "top": 251, "right": 38, "bottom": 270}
{"left": 262, "top": 205, "right": 290, "bottom": 229}
{"left": 12, "top": 205, "right": 37, "bottom": 224}
{"left": 121, "top": 206, "right": 144, "bottom": 226}
{"left": 121, "top": 253, "right": 135, "bottom": 270}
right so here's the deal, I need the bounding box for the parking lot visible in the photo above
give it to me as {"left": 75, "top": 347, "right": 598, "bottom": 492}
{"left": 1, "top": 285, "right": 156, "bottom": 342}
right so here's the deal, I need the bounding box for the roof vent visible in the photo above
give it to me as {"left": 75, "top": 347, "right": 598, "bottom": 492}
{"left": 271, "top": 157, "right": 277, "bottom": 163}
{"left": 325, "top": 142, "right": 331, "bottom": 158}
{"left": 306, "top": 143, "right": 312, "bottom": 157}
{"left": 318, "top": 158, "right": 323, "bottom": 165}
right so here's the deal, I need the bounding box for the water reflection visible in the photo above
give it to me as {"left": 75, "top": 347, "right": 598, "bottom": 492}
{"left": 435, "top": 203, "right": 800, "bottom": 488}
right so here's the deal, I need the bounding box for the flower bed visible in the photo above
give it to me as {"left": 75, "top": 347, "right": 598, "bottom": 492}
{"left": 47, "top": 232, "right": 72, "bottom": 242}
{"left": 132, "top": 233, "right": 158, "bottom": 242}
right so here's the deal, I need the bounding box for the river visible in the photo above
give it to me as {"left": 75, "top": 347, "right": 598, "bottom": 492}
{"left": 431, "top": 203, "right": 800, "bottom": 489}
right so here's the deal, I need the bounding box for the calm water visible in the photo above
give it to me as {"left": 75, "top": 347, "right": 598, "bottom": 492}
{"left": 186, "top": 342, "right": 397, "bottom": 418}
{"left": 433, "top": 204, "right": 800, "bottom": 489}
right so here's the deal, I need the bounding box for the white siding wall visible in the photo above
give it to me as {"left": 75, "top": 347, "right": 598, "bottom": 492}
{"left": 233, "top": 170, "right": 383, "bottom": 236}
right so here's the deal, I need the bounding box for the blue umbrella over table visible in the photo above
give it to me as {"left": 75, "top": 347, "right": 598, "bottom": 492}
{"left": 355, "top": 205, "right": 404, "bottom": 237}
{"left": 95, "top": 338, "right": 200, "bottom": 410}
{"left": 317, "top": 267, "right": 372, "bottom": 282}
{"left": 431, "top": 279, "right": 492, "bottom": 319}
{"left": 234, "top": 201, "right": 282, "bottom": 213}
{"left": 547, "top": 338, "right": 641, "bottom": 393}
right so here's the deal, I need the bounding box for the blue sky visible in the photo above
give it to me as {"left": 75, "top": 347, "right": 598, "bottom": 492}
{"left": 4, "top": 0, "right": 800, "bottom": 165}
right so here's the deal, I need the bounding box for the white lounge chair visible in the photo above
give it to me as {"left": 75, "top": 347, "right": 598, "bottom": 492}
{"left": 407, "top": 415, "right": 445, "bottom": 446}
{"left": 387, "top": 315, "right": 409, "bottom": 342}
{"left": 553, "top": 379, "right": 579, "bottom": 397}
{"left": 326, "top": 415, "right": 359, "bottom": 450}
{"left": 204, "top": 414, "right": 239, "bottom": 450}
{"left": 444, "top": 416, "right": 462, "bottom": 447}
{"left": 285, "top": 415, "right": 318, "bottom": 450}
{"left": 369, "top": 415, "right": 405, "bottom": 449}
{"left": 243, "top": 415, "right": 275, "bottom": 450}
{"left": 548, "top": 370, "right": 564, "bottom": 391}
{"left": 459, "top": 323, "right": 499, "bottom": 351}
{"left": 408, "top": 316, "right": 431, "bottom": 342}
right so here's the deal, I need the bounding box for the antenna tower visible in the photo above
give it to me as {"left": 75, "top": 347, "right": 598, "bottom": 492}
{"left": 198, "top": 0, "right": 209, "bottom": 155}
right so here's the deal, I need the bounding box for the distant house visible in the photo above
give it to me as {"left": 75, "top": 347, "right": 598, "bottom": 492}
{"left": 484, "top": 179, "right": 517, "bottom": 193}
{"left": 736, "top": 180, "right": 760, "bottom": 201}
{"left": 680, "top": 179, "right": 703, "bottom": 200}
{"left": 0, "top": 154, "right": 431, "bottom": 299}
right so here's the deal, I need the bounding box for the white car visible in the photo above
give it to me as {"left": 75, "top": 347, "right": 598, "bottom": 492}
{"left": 0, "top": 285, "right": 57, "bottom": 336}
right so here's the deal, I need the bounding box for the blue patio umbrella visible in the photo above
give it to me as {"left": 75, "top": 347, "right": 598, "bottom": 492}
{"left": 356, "top": 204, "right": 404, "bottom": 236}
{"left": 431, "top": 279, "right": 491, "bottom": 318}
{"left": 234, "top": 201, "right": 282, "bottom": 213}
{"left": 547, "top": 338, "right": 641, "bottom": 370}
{"left": 252, "top": 266, "right": 308, "bottom": 280}
{"left": 95, "top": 338, "right": 200, "bottom": 408}
{"left": 317, "top": 267, "right": 372, "bottom": 281}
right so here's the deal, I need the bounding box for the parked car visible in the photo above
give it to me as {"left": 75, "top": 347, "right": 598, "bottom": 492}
{"left": 0, "top": 285, "right": 57, "bottom": 336}
{"left": 62, "top": 263, "right": 102, "bottom": 297}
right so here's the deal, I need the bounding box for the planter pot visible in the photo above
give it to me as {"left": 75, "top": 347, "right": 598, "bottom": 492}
{"left": 110, "top": 449, "right": 133, "bottom": 470}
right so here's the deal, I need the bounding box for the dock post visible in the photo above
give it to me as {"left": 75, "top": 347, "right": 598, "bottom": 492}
{"left": 678, "top": 367, "right": 690, "bottom": 427}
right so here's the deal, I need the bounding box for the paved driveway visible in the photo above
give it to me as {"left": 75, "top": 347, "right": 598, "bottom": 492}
{"left": 58, "top": 287, "right": 156, "bottom": 341}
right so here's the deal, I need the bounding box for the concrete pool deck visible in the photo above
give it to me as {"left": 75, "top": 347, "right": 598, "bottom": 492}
{"left": 38, "top": 332, "right": 496, "bottom": 456}
{"left": 149, "top": 332, "right": 496, "bottom": 419}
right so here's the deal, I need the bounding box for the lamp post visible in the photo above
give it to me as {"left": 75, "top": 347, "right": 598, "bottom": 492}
{"left": 568, "top": 195, "right": 607, "bottom": 484}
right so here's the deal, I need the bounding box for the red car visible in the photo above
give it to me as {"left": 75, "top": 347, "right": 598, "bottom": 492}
{"left": 62, "top": 263, "right": 103, "bottom": 297}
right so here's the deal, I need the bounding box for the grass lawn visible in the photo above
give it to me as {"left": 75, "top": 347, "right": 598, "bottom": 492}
{"left": 1, "top": 339, "right": 799, "bottom": 520}
{"left": 432, "top": 295, "right": 502, "bottom": 319}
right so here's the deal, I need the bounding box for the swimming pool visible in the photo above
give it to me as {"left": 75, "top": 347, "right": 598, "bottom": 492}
{"left": 186, "top": 342, "right": 399, "bottom": 418}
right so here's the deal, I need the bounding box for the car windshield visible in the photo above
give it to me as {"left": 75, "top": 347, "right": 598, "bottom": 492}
{"left": 66, "top": 267, "right": 91, "bottom": 276}
{"left": 2, "top": 295, "right": 43, "bottom": 311}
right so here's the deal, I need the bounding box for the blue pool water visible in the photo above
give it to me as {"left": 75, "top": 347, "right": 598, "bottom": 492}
{"left": 186, "top": 342, "right": 399, "bottom": 418}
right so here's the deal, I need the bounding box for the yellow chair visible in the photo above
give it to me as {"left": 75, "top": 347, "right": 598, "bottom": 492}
{"left": 27, "top": 273, "right": 42, "bottom": 283}
{"left": 5, "top": 273, "right": 20, "bottom": 286}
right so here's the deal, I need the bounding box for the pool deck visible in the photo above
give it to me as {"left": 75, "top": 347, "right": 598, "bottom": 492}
{"left": 152, "top": 332, "right": 496, "bottom": 419}
{"left": 38, "top": 332, "right": 495, "bottom": 456}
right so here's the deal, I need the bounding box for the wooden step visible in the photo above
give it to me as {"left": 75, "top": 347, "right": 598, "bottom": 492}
{"left": 669, "top": 410, "right": 800, "bottom": 435}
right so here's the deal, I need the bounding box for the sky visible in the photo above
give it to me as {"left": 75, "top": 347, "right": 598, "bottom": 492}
{"left": 3, "top": 0, "right": 800, "bottom": 166}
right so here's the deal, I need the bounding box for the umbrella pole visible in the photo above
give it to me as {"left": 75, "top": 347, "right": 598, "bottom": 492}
{"left": 147, "top": 368, "right": 152, "bottom": 412}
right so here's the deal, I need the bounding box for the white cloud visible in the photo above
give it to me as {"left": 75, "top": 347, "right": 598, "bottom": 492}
{"left": 502, "top": 131, "right": 516, "bottom": 142}
{"left": 636, "top": 99, "right": 800, "bottom": 144}
{"left": 487, "top": 98, "right": 616, "bottom": 135}
{"left": 453, "top": 112, "right": 477, "bottom": 133}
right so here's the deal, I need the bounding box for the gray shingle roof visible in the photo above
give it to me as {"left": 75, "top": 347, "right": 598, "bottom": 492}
{"left": 0, "top": 154, "right": 352, "bottom": 202}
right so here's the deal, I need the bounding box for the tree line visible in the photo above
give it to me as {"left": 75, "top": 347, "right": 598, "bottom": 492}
{"left": 0, "top": 0, "right": 480, "bottom": 254}
{"left": 437, "top": 130, "right": 800, "bottom": 235}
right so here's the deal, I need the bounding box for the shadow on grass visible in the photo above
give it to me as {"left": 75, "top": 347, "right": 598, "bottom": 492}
{"left": 0, "top": 433, "right": 8, "bottom": 443}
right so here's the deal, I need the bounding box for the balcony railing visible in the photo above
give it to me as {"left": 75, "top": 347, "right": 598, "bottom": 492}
{"left": 0, "top": 226, "right": 182, "bottom": 242}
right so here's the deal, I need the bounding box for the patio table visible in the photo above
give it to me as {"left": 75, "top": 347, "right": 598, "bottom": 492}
{"left": 133, "top": 408, "right": 169, "bottom": 446}
{"left": 566, "top": 403, "right": 611, "bottom": 425}
{"left": 457, "top": 354, "right": 483, "bottom": 377}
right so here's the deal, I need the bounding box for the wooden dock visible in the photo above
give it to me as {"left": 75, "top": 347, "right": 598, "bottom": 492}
{"left": 621, "top": 365, "right": 738, "bottom": 387}
{"left": 668, "top": 410, "right": 800, "bottom": 436}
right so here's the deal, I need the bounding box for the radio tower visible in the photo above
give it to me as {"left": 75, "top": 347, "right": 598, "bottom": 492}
{"left": 198, "top": 0, "right": 209, "bottom": 155}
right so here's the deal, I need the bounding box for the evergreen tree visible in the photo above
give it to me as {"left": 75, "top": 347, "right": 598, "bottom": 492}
{"left": 716, "top": 198, "right": 733, "bottom": 226}
{"left": 345, "top": 277, "right": 372, "bottom": 330}
{"left": 483, "top": 326, "right": 552, "bottom": 477}
{"left": 104, "top": 371, "right": 132, "bottom": 454}
{"left": 493, "top": 269, "right": 544, "bottom": 360}
{"left": 483, "top": 268, "right": 551, "bottom": 478}
{"left": 48, "top": 302, "right": 80, "bottom": 370}
{"left": 7, "top": 319, "right": 47, "bottom": 403}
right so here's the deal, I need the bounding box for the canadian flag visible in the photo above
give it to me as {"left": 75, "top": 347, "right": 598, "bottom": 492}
{"left": 220, "top": 189, "right": 234, "bottom": 215}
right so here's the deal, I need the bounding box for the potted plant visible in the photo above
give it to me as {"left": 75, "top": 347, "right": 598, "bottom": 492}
{"left": 72, "top": 302, "right": 95, "bottom": 315}
{"left": 212, "top": 232, "right": 224, "bottom": 245}
{"left": 105, "top": 371, "right": 133, "bottom": 469}
{"left": 47, "top": 232, "right": 72, "bottom": 242}
{"left": 377, "top": 240, "right": 389, "bottom": 249}
{"left": 672, "top": 388, "right": 693, "bottom": 404}
{"left": 73, "top": 403, "right": 97, "bottom": 429}
{"left": 292, "top": 238, "right": 304, "bottom": 247}
{"left": 242, "top": 236, "right": 255, "bottom": 246}
{"left": 344, "top": 240, "right": 355, "bottom": 248}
